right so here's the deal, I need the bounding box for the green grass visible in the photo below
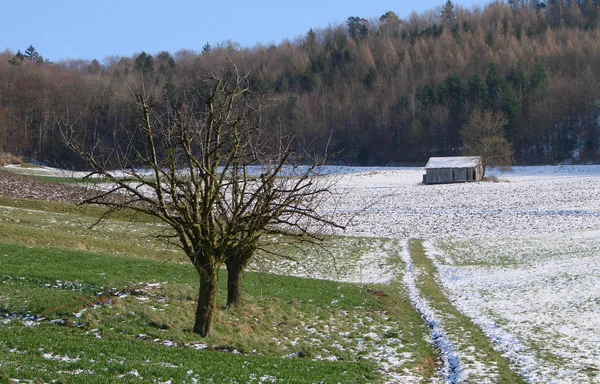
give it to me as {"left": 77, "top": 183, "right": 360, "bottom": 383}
{"left": 0, "top": 185, "right": 441, "bottom": 382}
{"left": 0, "top": 243, "right": 382, "bottom": 382}
{"left": 0, "top": 195, "right": 157, "bottom": 223}
{"left": 0, "top": 196, "right": 183, "bottom": 262}
{"left": 0, "top": 239, "right": 439, "bottom": 383}
{"left": 408, "top": 239, "right": 526, "bottom": 384}
{"left": 30, "top": 174, "right": 85, "bottom": 184}
{"left": 0, "top": 322, "right": 374, "bottom": 383}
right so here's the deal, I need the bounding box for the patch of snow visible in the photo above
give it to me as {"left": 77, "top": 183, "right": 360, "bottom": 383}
{"left": 188, "top": 343, "right": 208, "bottom": 351}
{"left": 42, "top": 352, "right": 81, "bottom": 363}
{"left": 425, "top": 157, "right": 481, "bottom": 169}
{"left": 311, "top": 166, "right": 600, "bottom": 380}
{"left": 327, "top": 166, "right": 600, "bottom": 240}
{"left": 57, "top": 369, "right": 95, "bottom": 375}
{"left": 22, "top": 320, "right": 40, "bottom": 328}
{"left": 72, "top": 309, "right": 87, "bottom": 318}
{"left": 118, "top": 369, "right": 142, "bottom": 379}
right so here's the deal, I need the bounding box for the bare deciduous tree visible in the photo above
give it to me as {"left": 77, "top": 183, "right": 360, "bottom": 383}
{"left": 460, "top": 109, "right": 513, "bottom": 177}
{"left": 62, "top": 66, "right": 342, "bottom": 337}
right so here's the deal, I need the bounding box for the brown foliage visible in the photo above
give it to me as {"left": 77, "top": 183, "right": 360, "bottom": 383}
{"left": 461, "top": 109, "right": 513, "bottom": 175}
{"left": 0, "top": 152, "right": 22, "bottom": 166}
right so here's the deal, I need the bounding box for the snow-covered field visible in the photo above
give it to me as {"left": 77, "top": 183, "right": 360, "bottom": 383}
{"left": 330, "top": 165, "right": 600, "bottom": 239}
{"left": 430, "top": 234, "right": 600, "bottom": 383}
{"left": 324, "top": 165, "right": 600, "bottom": 383}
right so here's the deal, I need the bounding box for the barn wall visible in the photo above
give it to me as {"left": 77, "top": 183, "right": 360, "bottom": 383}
{"left": 425, "top": 167, "right": 479, "bottom": 184}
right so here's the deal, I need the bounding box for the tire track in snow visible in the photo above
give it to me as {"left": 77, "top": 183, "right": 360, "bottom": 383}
{"left": 401, "top": 240, "right": 464, "bottom": 383}
{"left": 427, "top": 238, "right": 595, "bottom": 383}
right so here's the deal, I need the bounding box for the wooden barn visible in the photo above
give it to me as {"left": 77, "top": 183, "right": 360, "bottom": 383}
{"left": 423, "top": 156, "right": 483, "bottom": 184}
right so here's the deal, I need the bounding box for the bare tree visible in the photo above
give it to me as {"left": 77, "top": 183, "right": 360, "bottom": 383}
{"left": 62, "top": 66, "right": 342, "bottom": 337}
{"left": 460, "top": 109, "right": 513, "bottom": 177}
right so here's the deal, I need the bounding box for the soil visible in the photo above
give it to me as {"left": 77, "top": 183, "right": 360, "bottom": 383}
{"left": 0, "top": 169, "right": 91, "bottom": 203}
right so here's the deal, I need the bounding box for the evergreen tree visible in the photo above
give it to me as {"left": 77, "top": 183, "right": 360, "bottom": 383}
{"left": 485, "top": 64, "right": 506, "bottom": 109}
{"left": 23, "top": 45, "right": 43, "bottom": 63}
{"left": 8, "top": 50, "right": 24, "bottom": 65}
{"left": 347, "top": 16, "right": 369, "bottom": 40}
{"left": 134, "top": 51, "right": 154, "bottom": 73}
{"left": 441, "top": 0, "right": 458, "bottom": 32}
{"left": 380, "top": 11, "right": 401, "bottom": 37}
{"left": 530, "top": 62, "right": 549, "bottom": 92}
{"left": 468, "top": 73, "right": 489, "bottom": 107}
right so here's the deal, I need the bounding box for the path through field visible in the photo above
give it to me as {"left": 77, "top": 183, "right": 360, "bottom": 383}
{"left": 318, "top": 165, "right": 600, "bottom": 383}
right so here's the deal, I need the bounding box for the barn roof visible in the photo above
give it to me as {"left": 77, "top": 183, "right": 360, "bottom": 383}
{"left": 425, "top": 156, "right": 482, "bottom": 169}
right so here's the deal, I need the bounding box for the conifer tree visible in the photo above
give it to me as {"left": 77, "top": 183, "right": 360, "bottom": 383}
{"left": 8, "top": 50, "right": 24, "bottom": 65}
{"left": 23, "top": 45, "right": 43, "bottom": 63}
{"left": 441, "top": 0, "right": 458, "bottom": 31}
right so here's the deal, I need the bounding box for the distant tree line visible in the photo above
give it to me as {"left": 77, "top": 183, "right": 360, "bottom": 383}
{"left": 1, "top": 0, "right": 600, "bottom": 167}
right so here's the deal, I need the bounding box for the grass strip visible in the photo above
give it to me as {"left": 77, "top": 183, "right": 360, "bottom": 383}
{"left": 0, "top": 196, "right": 182, "bottom": 262}
{"left": 408, "top": 239, "right": 526, "bottom": 384}
{"left": 28, "top": 175, "right": 84, "bottom": 184}
{"left": 0, "top": 195, "right": 156, "bottom": 223}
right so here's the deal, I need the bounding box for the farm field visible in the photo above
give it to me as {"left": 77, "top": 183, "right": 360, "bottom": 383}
{"left": 322, "top": 165, "right": 600, "bottom": 383}
{"left": 0, "top": 172, "right": 438, "bottom": 384}
{"left": 1, "top": 242, "right": 430, "bottom": 383}
{"left": 1, "top": 164, "right": 599, "bottom": 383}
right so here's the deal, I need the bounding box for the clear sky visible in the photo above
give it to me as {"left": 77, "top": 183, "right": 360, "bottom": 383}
{"left": 2, "top": 0, "right": 489, "bottom": 62}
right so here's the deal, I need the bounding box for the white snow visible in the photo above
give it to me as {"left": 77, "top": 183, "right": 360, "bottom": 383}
{"left": 425, "top": 157, "right": 481, "bottom": 169}
{"left": 428, "top": 235, "right": 600, "bottom": 383}
{"left": 400, "top": 242, "right": 464, "bottom": 383}
{"left": 42, "top": 352, "right": 81, "bottom": 363}
{"left": 319, "top": 165, "right": 600, "bottom": 383}
{"left": 118, "top": 369, "right": 142, "bottom": 379}
{"left": 328, "top": 166, "right": 600, "bottom": 240}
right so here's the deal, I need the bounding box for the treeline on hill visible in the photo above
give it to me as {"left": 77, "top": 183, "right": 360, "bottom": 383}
{"left": 1, "top": 0, "right": 600, "bottom": 167}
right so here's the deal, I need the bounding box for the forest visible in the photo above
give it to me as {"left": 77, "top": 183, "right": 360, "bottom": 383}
{"left": 1, "top": 0, "right": 599, "bottom": 167}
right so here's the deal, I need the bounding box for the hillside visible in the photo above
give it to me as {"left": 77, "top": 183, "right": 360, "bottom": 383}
{"left": 1, "top": 0, "right": 599, "bottom": 166}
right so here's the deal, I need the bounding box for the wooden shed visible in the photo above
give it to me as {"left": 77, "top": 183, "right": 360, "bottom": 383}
{"left": 423, "top": 156, "right": 483, "bottom": 184}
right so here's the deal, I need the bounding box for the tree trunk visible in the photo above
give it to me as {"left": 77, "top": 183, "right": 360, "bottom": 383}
{"left": 193, "top": 265, "right": 219, "bottom": 337}
{"left": 225, "top": 258, "right": 245, "bottom": 309}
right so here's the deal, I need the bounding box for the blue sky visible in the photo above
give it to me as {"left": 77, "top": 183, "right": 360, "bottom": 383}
{"left": 2, "top": 0, "right": 488, "bottom": 62}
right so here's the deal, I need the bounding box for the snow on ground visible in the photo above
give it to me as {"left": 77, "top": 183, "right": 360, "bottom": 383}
{"left": 328, "top": 166, "right": 600, "bottom": 240}
{"left": 320, "top": 165, "right": 600, "bottom": 383}
{"left": 253, "top": 237, "right": 402, "bottom": 285}
{"left": 3, "top": 164, "right": 91, "bottom": 178}
{"left": 400, "top": 242, "right": 464, "bottom": 383}
{"left": 428, "top": 234, "right": 600, "bottom": 383}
